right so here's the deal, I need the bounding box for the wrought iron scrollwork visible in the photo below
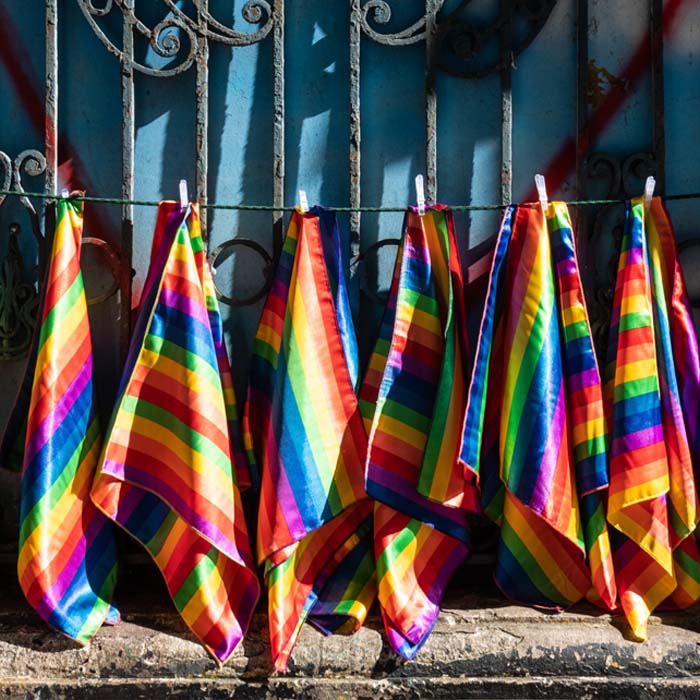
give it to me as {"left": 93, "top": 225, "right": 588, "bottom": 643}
{"left": 77, "top": 0, "right": 274, "bottom": 78}
{"left": 352, "top": 237, "right": 400, "bottom": 305}
{"left": 208, "top": 238, "right": 273, "bottom": 307}
{"left": 0, "top": 224, "right": 40, "bottom": 360}
{"left": 434, "top": 0, "right": 557, "bottom": 78}
{"left": 0, "top": 149, "right": 47, "bottom": 360}
{"left": 359, "top": 0, "right": 445, "bottom": 46}
{"left": 583, "top": 152, "right": 656, "bottom": 356}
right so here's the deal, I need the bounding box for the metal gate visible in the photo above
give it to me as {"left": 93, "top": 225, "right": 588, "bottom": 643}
{"left": 0, "top": 0, "right": 698, "bottom": 382}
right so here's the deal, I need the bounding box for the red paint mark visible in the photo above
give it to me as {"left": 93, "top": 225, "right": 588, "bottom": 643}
{"left": 524, "top": 0, "right": 690, "bottom": 201}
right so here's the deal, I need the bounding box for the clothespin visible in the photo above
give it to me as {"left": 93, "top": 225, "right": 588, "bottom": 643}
{"left": 415, "top": 174, "right": 426, "bottom": 216}
{"left": 298, "top": 189, "right": 309, "bottom": 214}
{"left": 61, "top": 189, "right": 70, "bottom": 199}
{"left": 179, "top": 179, "right": 188, "bottom": 210}
{"left": 644, "top": 175, "right": 656, "bottom": 212}
{"left": 534, "top": 173, "right": 548, "bottom": 212}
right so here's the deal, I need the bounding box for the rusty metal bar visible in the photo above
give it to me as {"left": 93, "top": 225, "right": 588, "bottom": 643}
{"left": 650, "top": 0, "right": 665, "bottom": 192}
{"left": 272, "top": 0, "right": 285, "bottom": 261}
{"left": 575, "top": 0, "right": 589, "bottom": 250}
{"left": 349, "top": 0, "right": 361, "bottom": 262}
{"left": 425, "top": 0, "right": 439, "bottom": 201}
{"left": 499, "top": 1, "right": 512, "bottom": 205}
{"left": 45, "top": 0, "right": 57, "bottom": 198}
{"left": 196, "top": 0, "right": 210, "bottom": 237}
{"left": 121, "top": 0, "right": 135, "bottom": 357}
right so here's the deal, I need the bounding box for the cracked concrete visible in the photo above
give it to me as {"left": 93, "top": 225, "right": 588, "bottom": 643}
{"left": 1, "top": 571, "right": 700, "bottom": 698}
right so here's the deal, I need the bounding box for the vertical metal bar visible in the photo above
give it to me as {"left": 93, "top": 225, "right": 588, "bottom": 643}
{"left": 425, "top": 0, "right": 438, "bottom": 202}
{"left": 499, "top": 1, "right": 512, "bottom": 205}
{"left": 349, "top": 0, "right": 361, "bottom": 262}
{"left": 121, "top": 0, "right": 135, "bottom": 359}
{"left": 576, "top": 0, "right": 588, "bottom": 200}
{"left": 650, "top": 0, "right": 665, "bottom": 192}
{"left": 196, "top": 0, "right": 209, "bottom": 238}
{"left": 272, "top": 0, "right": 285, "bottom": 261}
{"left": 44, "top": 0, "right": 58, "bottom": 270}
{"left": 45, "top": 0, "right": 57, "bottom": 197}
{"left": 575, "top": 0, "right": 589, "bottom": 248}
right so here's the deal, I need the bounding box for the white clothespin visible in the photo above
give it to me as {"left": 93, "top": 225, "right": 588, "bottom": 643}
{"left": 61, "top": 189, "right": 70, "bottom": 199}
{"left": 298, "top": 189, "right": 309, "bottom": 213}
{"left": 534, "top": 173, "right": 548, "bottom": 211}
{"left": 644, "top": 175, "right": 656, "bottom": 212}
{"left": 415, "top": 174, "right": 426, "bottom": 216}
{"left": 179, "top": 179, "right": 188, "bottom": 210}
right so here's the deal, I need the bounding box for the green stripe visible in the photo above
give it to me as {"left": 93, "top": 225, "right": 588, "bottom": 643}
{"left": 173, "top": 546, "right": 219, "bottom": 610}
{"left": 375, "top": 518, "right": 421, "bottom": 583}
{"left": 19, "top": 418, "right": 100, "bottom": 545}
{"left": 613, "top": 377, "right": 659, "bottom": 403}
{"left": 500, "top": 518, "right": 573, "bottom": 607}
{"left": 120, "top": 394, "right": 232, "bottom": 478}
{"left": 38, "top": 274, "right": 85, "bottom": 352}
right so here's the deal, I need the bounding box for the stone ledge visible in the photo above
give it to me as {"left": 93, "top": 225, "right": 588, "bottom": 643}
{"left": 2, "top": 676, "right": 700, "bottom": 700}
{"left": 1, "top": 586, "right": 700, "bottom": 698}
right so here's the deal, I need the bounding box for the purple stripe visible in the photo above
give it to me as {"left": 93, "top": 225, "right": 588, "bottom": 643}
{"left": 611, "top": 424, "right": 664, "bottom": 456}
{"left": 35, "top": 506, "right": 106, "bottom": 620}
{"left": 368, "top": 465, "right": 467, "bottom": 527}
{"left": 567, "top": 367, "right": 600, "bottom": 393}
{"left": 101, "top": 458, "right": 237, "bottom": 561}
{"left": 529, "top": 384, "right": 566, "bottom": 513}
{"left": 386, "top": 346, "right": 439, "bottom": 384}
{"left": 160, "top": 287, "right": 209, "bottom": 326}
{"left": 24, "top": 360, "right": 92, "bottom": 465}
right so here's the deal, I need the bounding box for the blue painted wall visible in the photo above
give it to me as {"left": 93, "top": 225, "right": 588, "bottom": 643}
{"left": 1, "top": 0, "right": 700, "bottom": 421}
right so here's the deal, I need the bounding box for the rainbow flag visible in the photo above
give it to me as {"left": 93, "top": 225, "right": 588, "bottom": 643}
{"left": 15, "top": 196, "right": 119, "bottom": 642}
{"left": 359, "top": 207, "right": 470, "bottom": 657}
{"left": 91, "top": 202, "right": 259, "bottom": 663}
{"left": 244, "top": 207, "right": 375, "bottom": 672}
{"left": 461, "top": 203, "right": 615, "bottom": 610}
{"left": 606, "top": 197, "right": 700, "bottom": 638}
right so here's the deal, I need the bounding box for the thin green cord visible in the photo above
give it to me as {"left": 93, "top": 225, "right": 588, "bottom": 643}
{"left": 1, "top": 189, "right": 700, "bottom": 212}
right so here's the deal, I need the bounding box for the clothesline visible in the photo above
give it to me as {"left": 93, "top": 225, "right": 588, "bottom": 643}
{"left": 2, "top": 188, "right": 700, "bottom": 212}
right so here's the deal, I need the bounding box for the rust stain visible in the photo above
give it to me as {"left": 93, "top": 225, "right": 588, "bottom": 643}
{"left": 587, "top": 59, "right": 629, "bottom": 110}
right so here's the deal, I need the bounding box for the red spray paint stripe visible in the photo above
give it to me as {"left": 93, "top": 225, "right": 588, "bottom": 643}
{"left": 524, "top": 0, "right": 689, "bottom": 201}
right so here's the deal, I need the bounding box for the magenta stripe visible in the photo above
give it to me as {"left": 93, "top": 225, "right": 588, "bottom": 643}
{"left": 24, "top": 360, "right": 92, "bottom": 465}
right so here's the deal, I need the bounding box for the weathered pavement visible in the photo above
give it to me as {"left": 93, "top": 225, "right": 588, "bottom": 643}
{"left": 2, "top": 572, "right": 700, "bottom": 700}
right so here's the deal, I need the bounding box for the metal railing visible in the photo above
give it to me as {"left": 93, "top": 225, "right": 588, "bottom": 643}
{"left": 0, "top": 0, "right": 672, "bottom": 361}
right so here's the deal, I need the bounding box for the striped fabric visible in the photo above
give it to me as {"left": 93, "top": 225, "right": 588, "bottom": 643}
{"left": 91, "top": 202, "right": 259, "bottom": 663}
{"left": 461, "top": 203, "right": 614, "bottom": 609}
{"left": 606, "top": 197, "right": 700, "bottom": 638}
{"left": 359, "top": 207, "right": 470, "bottom": 657}
{"left": 16, "top": 197, "right": 119, "bottom": 642}
{"left": 244, "top": 207, "right": 375, "bottom": 672}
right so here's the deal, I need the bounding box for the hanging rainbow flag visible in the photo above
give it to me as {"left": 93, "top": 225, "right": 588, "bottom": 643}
{"left": 606, "top": 197, "right": 700, "bottom": 638}
{"left": 244, "top": 207, "right": 375, "bottom": 672}
{"left": 461, "top": 203, "right": 615, "bottom": 610}
{"left": 91, "top": 202, "right": 259, "bottom": 663}
{"left": 359, "top": 206, "right": 471, "bottom": 657}
{"left": 16, "top": 196, "right": 119, "bottom": 642}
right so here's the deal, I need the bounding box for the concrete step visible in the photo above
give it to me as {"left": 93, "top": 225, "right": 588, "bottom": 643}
{"left": 1, "top": 580, "right": 700, "bottom": 699}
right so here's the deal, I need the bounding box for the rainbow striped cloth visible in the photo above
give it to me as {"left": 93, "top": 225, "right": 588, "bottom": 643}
{"left": 359, "top": 206, "right": 471, "bottom": 658}
{"left": 13, "top": 197, "right": 119, "bottom": 641}
{"left": 244, "top": 207, "right": 375, "bottom": 672}
{"left": 605, "top": 196, "right": 700, "bottom": 639}
{"left": 461, "top": 202, "right": 615, "bottom": 610}
{"left": 91, "top": 202, "right": 259, "bottom": 663}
